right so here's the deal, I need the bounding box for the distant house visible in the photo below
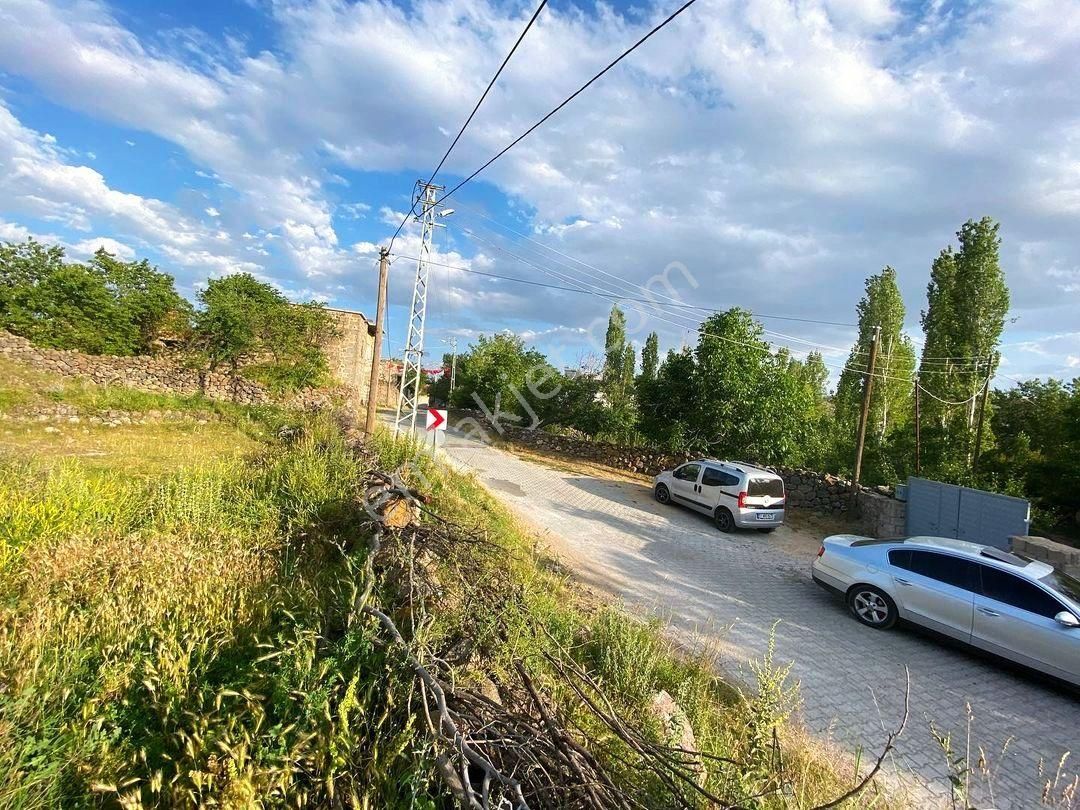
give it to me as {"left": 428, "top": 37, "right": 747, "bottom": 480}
{"left": 320, "top": 307, "right": 398, "bottom": 407}
{"left": 563, "top": 366, "right": 601, "bottom": 381}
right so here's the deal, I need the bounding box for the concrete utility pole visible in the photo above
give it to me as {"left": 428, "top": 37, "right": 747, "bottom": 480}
{"left": 852, "top": 325, "right": 881, "bottom": 493}
{"left": 364, "top": 247, "right": 390, "bottom": 436}
{"left": 395, "top": 181, "right": 447, "bottom": 435}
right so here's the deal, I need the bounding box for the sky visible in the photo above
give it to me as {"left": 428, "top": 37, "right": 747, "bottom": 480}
{"left": 0, "top": 0, "right": 1078, "bottom": 387}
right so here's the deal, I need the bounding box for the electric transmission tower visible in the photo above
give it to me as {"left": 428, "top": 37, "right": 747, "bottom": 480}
{"left": 395, "top": 181, "right": 449, "bottom": 435}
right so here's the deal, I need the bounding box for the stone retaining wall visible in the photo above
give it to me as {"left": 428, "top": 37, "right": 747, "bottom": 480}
{"left": 452, "top": 410, "right": 905, "bottom": 532}
{"left": 0, "top": 329, "right": 354, "bottom": 412}
{"left": 0, "top": 404, "right": 219, "bottom": 427}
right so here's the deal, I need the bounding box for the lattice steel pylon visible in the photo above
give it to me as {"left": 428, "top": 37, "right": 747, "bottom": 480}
{"left": 394, "top": 181, "right": 443, "bottom": 435}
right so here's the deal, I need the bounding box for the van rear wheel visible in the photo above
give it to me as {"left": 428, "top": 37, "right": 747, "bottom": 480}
{"left": 714, "top": 507, "right": 735, "bottom": 533}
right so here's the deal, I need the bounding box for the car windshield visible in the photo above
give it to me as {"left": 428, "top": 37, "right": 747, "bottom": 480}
{"left": 1040, "top": 570, "right": 1080, "bottom": 605}
{"left": 747, "top": 477, "right": 784, "bottom": 498}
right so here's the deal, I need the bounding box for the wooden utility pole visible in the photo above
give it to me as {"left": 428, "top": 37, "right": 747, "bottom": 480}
{"left": 913, "top": 374, "right": 921, "bottom": 476}
{"left": 971, "top": 355, "right": 994, "bottom": 475}
{"left": 364, "top": 247, "right": 390, "bottom": 435}
{"left": 852, "top": 326, "right": 881, "bottom": 492}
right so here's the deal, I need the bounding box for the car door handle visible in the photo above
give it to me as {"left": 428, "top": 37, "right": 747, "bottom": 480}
{"left": 894, "top": 577, "right": 913, "bottom": 586}
{"left": 977, "top": 607, "right": 1000, "bottom": 617}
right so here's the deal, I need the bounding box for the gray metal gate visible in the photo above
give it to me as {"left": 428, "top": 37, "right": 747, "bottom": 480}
{"left": 905, "top": 477, "right": 1030, "bottom": 549}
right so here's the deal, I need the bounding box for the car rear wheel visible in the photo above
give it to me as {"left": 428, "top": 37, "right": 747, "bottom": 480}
{"left": 846, "top": 585, "right": 897, "bottom": 630}
{"left": 714, "top": 507, "right": 735, "bottom": 533}
{"left": 654, "top": 484, "right": 671, "bottom": 505}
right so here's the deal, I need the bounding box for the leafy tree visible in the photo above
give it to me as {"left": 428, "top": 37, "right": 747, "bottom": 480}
{"left": 449, "top": 333, "right": 558, "bottom": 424}
{"left": 638, "top": 347, "right": 697, "bottom": 451}
{"left": 983, "top": 378, "right": 1080, "bottom": 534}
{"left": 193, "top": 273, "right": 337, "bottom": 391}
{"left": 636, "top": 313, "right": 831, "bottom": 462}
{"left": 548, "top": 373, "right": 609, "bottom": 436}
{"left": 91, "top": 249, "right": 191, "bottom": 350}
{"left": 919, "top": 218, "right": 1009, "bottom": 477}
{"left": 832, "top": 267, "right": 916, "bottom": 482}
{"left": 0, "top": 239, "right": 187, "bottom": 355}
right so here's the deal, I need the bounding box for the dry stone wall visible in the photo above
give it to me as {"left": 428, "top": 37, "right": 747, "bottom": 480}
{"left": 0, "top": 329, "right": 354, "bottom": 411}
{"left": 452, "top": 410, "right": 907, "bottom": 534}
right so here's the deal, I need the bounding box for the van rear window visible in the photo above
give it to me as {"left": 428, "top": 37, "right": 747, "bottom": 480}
{"left": 747, "top": 477, "right": 784, "bottom": 498}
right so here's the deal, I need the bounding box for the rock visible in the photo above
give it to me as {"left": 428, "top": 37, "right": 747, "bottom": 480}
{"left": 647, "top": 690, "right": 697, "bottom": 754}
{"left": 68, "top": 416, "right": 80, "bottom": 424}
{"left": 43, "top": 426, "right": 60, "bottom": 434}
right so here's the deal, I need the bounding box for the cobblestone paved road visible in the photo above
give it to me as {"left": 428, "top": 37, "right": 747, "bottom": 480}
{"left": 405, "top": 420, "right": 1079, "bottom": 807}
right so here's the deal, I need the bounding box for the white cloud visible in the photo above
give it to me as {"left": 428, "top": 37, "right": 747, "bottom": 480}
{"left": 68, "top": 236, "right": 134, "bottom": 260}
{"left": 0, "top": 0, "right": 1078, "bottom": 373}
{"left": 205, "top": 206, "right": 220, "bottom": 217}
{"left": 0, "top": 219, "right": 133, "bottom": 261}
{"left": 0, "top": 100, "right": 267, "bottom": 283}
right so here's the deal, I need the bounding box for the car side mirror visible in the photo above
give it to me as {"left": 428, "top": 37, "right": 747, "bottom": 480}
{"left": 1055, "top": 611, "right": 1080, "bottom": 628}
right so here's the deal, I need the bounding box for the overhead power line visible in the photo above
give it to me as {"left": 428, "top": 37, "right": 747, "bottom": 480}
{"left": 458, "top": 224, "right": 868, "bottom": 358}
{"left": 426, "top": 0, "right": 547, "bottom": 186}
{"left": 436, "top": 0, "right": 703, "bottom": 205}
{"left": 452, "top": 213, "right": 861, "bottom": 328}
{"left": 386, "top": 0, "right": 548, "bottom": 252}
{"left": 393, "top": 244, "right": 921, "bottom": 387}
{"left": 400, "top": 249, "right": 1000, "bottom": 379}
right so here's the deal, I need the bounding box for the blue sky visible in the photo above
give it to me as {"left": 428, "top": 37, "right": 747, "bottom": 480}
{"left": 0, "top": 0, "right": 1078, "bottom": 385}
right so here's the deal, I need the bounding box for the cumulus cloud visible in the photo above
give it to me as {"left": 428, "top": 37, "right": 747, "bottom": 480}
{"left": 0, "top": 0, "right": 1077, "bottom": 373}
{"left": 0, "top": 219, "right": 134, "bottom": 261}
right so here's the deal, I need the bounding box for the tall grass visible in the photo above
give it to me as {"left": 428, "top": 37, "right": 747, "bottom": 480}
{"left": 0, "top": 416, "right": 432, "bottom": 808}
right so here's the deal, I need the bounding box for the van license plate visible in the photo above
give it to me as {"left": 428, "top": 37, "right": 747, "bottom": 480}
{"left": 756, "top": 512, "right": 775, "bottom": 521}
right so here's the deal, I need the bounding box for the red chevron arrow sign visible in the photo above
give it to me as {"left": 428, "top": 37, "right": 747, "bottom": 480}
{"left": 425, "top": 408, "right": 447, "bottom": 432}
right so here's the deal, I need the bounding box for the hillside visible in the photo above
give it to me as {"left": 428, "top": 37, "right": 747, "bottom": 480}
{"left": 0, "top": 360, "right": 891, "bottom": 808}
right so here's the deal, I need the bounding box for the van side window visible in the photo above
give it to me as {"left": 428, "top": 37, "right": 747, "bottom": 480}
{"left": 978, "top": 566, "right": 1064, "bottom": 619}
{"left": 701, "top": 468, "right": 736, "bottom": 487}
{"left": 673, "top": 464, "right": 701, "bottom": 482}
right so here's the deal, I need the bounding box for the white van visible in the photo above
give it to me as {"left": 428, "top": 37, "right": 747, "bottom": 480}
{"left": 653, "top": 459, "right": 786, "bottom": 532}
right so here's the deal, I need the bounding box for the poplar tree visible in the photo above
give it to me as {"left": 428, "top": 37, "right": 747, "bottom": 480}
{"left": 639, "top": 332, "right": 659, "bottom": 383}
{"left": 621, "top": 343, "right": 636, "bottom": 394}
{"left": 919, "top": 218, "right": 1010, "bottom": 477}
{"left": 602, "top": 305, "right": 628, "bottom": 393}
{"left": 833, "top": 266, "right": 916, "bottom": 481}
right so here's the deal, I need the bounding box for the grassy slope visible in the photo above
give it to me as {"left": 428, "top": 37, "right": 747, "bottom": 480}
{"left": 0, "top": 362, "right": 883, "bottom": 808}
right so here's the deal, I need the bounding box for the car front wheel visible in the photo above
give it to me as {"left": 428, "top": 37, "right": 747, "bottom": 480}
{"left": 847, "top": 585, "right": 897, "bottom": 630}
{"left": 655, "top": 484, "right": 671, "bottom": 505}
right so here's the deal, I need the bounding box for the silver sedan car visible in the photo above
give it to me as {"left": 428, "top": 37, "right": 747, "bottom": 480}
{"left": 812, "top": 535, "right": 1080, "bottom": 686}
